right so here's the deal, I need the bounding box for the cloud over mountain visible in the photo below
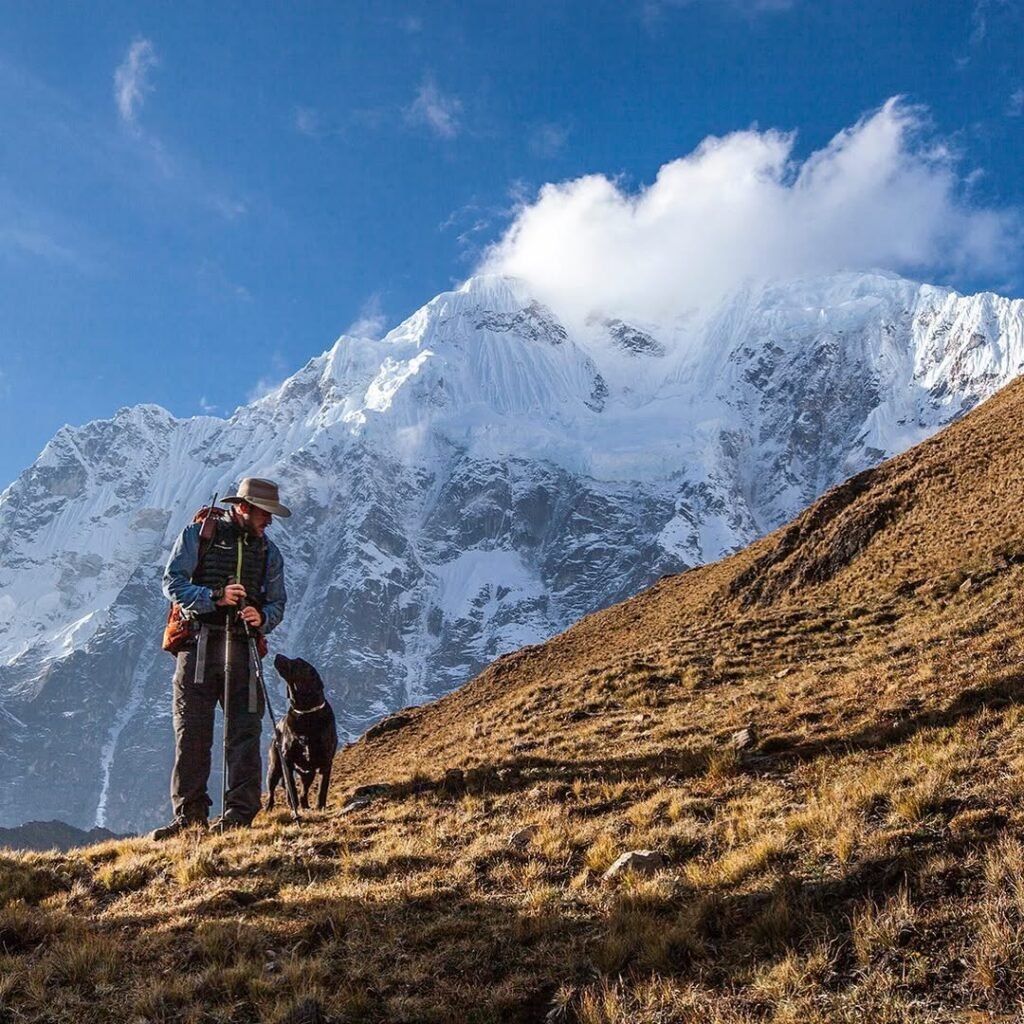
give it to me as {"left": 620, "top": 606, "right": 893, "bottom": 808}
{"left": 479, "top": 98, "right": 1020, "bottom": 331}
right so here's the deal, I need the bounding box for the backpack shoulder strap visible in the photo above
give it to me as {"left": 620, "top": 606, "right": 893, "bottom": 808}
{"left": 191, "top": 510, "right": 227, "bottom": 579}
{"left": 197, "top": 525, "right": 216, "bottom": 566}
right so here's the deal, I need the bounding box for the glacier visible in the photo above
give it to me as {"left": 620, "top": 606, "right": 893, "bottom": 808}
{"left": 0, "top": 270, "right": 1022, "bottom": 832}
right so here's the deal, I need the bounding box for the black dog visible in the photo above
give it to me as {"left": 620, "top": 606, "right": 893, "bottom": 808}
{"left": 266, "top": 654, "right": 338, "bottom": 811}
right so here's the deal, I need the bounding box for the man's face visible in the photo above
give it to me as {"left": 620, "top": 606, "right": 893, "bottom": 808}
{"left": 236, "top": 502, "right": 272, "bottom": 537}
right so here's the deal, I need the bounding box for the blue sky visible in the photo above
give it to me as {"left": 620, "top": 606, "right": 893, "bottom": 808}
{"left": 1, "top": 0, "right": 1022, "bottom": 486}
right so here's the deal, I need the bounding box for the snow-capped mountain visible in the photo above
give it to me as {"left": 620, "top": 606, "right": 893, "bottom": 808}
{"left": 1, "top": 271, "right": 1022, "bottom": 832}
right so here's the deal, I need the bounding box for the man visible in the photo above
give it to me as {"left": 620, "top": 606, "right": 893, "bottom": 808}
{"left": 151, "top": 477, "right": 289, "bottom": 840}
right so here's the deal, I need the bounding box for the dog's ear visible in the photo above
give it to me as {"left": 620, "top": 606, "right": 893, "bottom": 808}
{"left": 295, "top": 659, "right": 325, "bottom": 691}
{"left": 299, "top": 659, "right": 321, "bottom": 684}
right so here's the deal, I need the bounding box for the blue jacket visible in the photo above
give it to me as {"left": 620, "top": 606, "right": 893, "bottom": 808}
{"left": 162, "top": 521, "right": 287, "bottom": 634}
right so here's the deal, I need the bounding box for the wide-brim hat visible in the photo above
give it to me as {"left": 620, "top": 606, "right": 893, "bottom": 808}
{"left": 223, "top": 477, "right": 291, "bottom": 518}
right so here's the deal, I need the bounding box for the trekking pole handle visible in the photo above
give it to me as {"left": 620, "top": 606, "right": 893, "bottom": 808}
{"left": 225, "top": 576, "right": 243, "bottom": 623}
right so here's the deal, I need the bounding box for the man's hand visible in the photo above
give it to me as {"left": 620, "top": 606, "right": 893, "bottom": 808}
{"left": 215, "top": 583, "right": 247, "bottom": 607}
{"left": 239, "top": 605, "right": 264, "bottom": 628}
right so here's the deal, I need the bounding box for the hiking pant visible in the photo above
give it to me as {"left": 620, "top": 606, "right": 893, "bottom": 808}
{"left": 170, "top": 632, "right": 265, "bottom": 823}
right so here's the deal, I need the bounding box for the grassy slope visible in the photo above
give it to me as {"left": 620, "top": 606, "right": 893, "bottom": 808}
{"left": 5, "top": 379, "right": 1024, "bottom": 1022}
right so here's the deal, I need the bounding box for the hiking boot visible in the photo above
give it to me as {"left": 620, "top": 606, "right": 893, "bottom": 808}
{"left": 149, "top": 815, "right": 206, "bottom": 841}
{"left": 208, "top": 812, "right": 251, "bottom": 834}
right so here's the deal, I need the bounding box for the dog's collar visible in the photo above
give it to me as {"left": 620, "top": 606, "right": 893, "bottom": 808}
{"left": 290, "top": 701, "right": 326, "bottom": 715}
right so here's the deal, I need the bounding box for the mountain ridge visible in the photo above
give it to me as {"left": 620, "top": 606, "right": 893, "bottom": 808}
{"left": 0, "top": 270, "right": 1022, "bottom": 832}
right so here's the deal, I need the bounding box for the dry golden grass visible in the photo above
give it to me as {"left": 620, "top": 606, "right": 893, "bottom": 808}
{"left": 6, "top": 379, "right": 1024, "bottom": 1020}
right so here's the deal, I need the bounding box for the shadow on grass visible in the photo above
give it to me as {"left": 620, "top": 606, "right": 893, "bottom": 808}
{"left": 759, "top": 664, "right": 1024, "bottom": 765}
{"left": 0, "top": 858, "right": 581, "bottom": 1023}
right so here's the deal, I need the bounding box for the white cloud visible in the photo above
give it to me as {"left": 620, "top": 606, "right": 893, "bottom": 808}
{"left": 970, "top": 0, "right": 990, "bottom": 47}
{"left": 293, "top": 105, "right": 348, "bottom": 141}
{"left": 1008, "top": 88, "right": 1024, "bottom": 117}
{"left": 345, "top": 294, "right": 389, "bottom": 339}
{"left": 529, "top": 122, "right": 568, "bottom": 159}
{"left": 457, "top": 218, "right": 491, "bottom": 249}
{"left": 295, "top": 106, "right": 320, "bottom": 137}
{"left": 198, "top": 396, "right": 219, "bottom": 415}
{"left": 114, "top": 38, "right": 158, "bottom": 130}
{"left": 207, "top": 194, "right": 248, "bottom": 221}
{"left": 246, "top": 377, "right": 282, "bottom": 403}
{"left": 407, "top": 76, "right": 462, "bottom": 139}
{"left": 957, "top": 0, "right": 1022, "bottom": 67}
{"left": 0, "top": 226, "right": 78, "bottom": 266}
{"left": 477, "top": 98, "right": 1021, "bottom": 332}
{"left": 440, "top": 200, "right": 496, "bottom": 262}
{"left": 246, "top": 353, "right": 291, "bottom": 403}
{"left": 0, "top": 186, "right": 97, "bottom": 273}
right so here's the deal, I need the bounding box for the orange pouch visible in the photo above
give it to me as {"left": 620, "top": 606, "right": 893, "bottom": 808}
{"left": 162, "top": 604, "right": 192, "bottom": 655}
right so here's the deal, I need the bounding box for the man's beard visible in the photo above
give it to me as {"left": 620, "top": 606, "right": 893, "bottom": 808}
{"left": 233, "top": 510, "right": 265, "bottom": 537}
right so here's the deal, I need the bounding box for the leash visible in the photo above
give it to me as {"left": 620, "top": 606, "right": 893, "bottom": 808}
{"left": 242, "top": 618, "right": 301, "bottom": 822}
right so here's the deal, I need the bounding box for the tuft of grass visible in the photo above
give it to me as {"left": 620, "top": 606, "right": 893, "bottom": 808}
{"left": 704, "top": 747, "right": 741, "bottom": 784}
{"left": 192, "top": 919, "right": 266, "bottom": 968}
{"left": 95, "top": 853, "right": 157, "bottom": 894}
{"left": 686, "top": 833, "right": 788, "bottom": 888}
{"left": 173, "top": 845, "right": 223, "bottom": 885}
{"left": 750, "top": 939, "right": 836, "bottom": 1004}
{"left": 590, "top": 886, "right": 697, "bottom": 977}
{"left": 130, "top": 974, "right": 196, "bottom": 1022}
{"left": 851, "top": 888, "right": 918, "bottom": 968}
{"left": 0, "top": 902, "right": 56, "bottom": 955}
{"left": 42, "top": 932, "right": 121, "bottom": 990}
{"left": 967, "top": 835, "right": 1024, "bottom": 1002}
{"left": 0, "top": 855, "right": 68, "bottom": 906}
{"left": 891, "top": 769, "right": 950, "bottom": 823}
{"left": 584, "top": 834, "right": 619, "bottom": 876}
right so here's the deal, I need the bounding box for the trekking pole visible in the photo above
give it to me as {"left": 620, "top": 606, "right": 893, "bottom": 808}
{"left": 221, "top": 600, "right": 234, "bottom": 821}
{"left": 221, "top": 564, "right": 241, "bottom": 823}
{"left": 242, "top": 619, "right": 301, "bottom": 822}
